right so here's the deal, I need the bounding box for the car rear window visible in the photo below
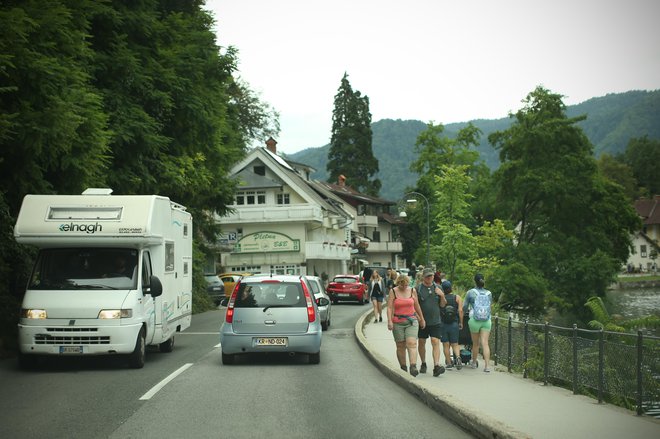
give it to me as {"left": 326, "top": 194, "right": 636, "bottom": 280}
{"left": 234, "top": 282, "right": 305, "bottom": 308}
{"left": 332, "top": 277, "right": 356, "bottom": 284}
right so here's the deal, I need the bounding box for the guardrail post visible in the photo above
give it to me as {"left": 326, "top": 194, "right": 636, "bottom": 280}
{"left": 636, "top": 330, "right": 643, "bottom": 416}
{"left": 494, "top": 316, "right": 499, "bottom": 366}
{"left": 544, "top": 322, "right": 549, "bottom": 385}
{"left": 523, "top": 319, "right": 529, "bottom": 379}
{"left": 507, "top": 316, "right": 512, "bottom": 372}
{"left": 572, "top": 324, "right": 578, "bottom": 395}
{"left": 598, "top": 329, "right": 604, "bottom": 404}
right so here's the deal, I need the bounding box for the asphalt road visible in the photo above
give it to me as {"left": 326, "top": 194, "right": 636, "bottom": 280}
{"left": 0, "top": 304, "right": 472, "bottom": 439}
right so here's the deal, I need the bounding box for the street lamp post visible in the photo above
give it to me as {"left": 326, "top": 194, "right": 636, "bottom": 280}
{"left": 400, "top": 191, "right": 430, "bottom": 268}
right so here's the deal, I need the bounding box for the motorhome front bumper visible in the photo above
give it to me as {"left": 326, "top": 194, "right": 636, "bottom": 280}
{"left": 18, "top": 322, "right": 143, "bottom": 355}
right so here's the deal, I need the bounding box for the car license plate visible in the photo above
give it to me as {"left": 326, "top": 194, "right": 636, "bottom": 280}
{"left": 60, "top": 346, "right": 83, "bottom": 354}
{"left": 255, "top": 337, "right": 287, "bottom": 346}
{"left": 338, "top": 293, "right": 349, "bottom": 297}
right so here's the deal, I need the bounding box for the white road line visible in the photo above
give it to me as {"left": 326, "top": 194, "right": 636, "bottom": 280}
{"left": 177, "top": 332, "right": 219, "bottom": 335}
{"left": 139, "top": 363, "right": 193, "bottom": 401}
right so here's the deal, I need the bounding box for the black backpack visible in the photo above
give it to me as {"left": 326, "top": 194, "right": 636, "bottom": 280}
{"left": 441, "top": 294, "right": 457, "bottom": 324}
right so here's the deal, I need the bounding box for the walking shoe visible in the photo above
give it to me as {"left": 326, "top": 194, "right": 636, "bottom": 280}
{"left": 409, "top": 365, "right": 419, "bottom": 377}
{"left": 470, "top": 360, "right": 478, "bottom": 369}
{"left": 374, "top": 318, "right": 378, "bottom": 323}
{"left": 379, "top": 316, "right": 383, "bottom": 322}
{"left": 484, "top": 368, "right": 491, "bottom": 373}
{"left": 400, "top": 365, "right": 407, "bottom": 372}
{"left": 433, "top": 365, "right": 445, "bottom": 376}
{"left": 456, "top": 358, "right": 463, "bottom": 370}
{"left": 445, "top": 363, "right": 453, "bottom": 370}
{"left": 420, "top": 363, "right": 427, "bottom": 373}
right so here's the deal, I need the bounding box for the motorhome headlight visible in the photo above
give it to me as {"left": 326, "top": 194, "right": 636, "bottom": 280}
{"left": 21, "top": 309, "right": 47, "bottom": 319}
{"left": 98, "top": 309, "right": 132, "bottom": 319}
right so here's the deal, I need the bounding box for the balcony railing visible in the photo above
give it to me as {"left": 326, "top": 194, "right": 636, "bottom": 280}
{"left": 305, "top": 242, "right": 351, "bottom": 260}
{"left": 364, "top": 241, "right": 402, "bottom": 253}
{"left": 219, "top": 205, "right": 323, "bottom": 223}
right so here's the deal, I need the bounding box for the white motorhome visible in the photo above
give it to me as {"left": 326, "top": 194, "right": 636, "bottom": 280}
{"left": 14, "top": 188, "right": 193, "bottom": 369}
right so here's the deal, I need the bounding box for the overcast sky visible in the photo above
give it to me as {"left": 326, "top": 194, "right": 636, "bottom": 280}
{"left": 205, "top": 0, "right": 660, "bottom": 154}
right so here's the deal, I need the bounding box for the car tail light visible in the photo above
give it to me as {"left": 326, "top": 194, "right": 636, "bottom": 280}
{"left": 225, "top": 281, "right": 241, "bottom": 323}
{"left": 301, "top": 280, "right": 316, "bottom": 323}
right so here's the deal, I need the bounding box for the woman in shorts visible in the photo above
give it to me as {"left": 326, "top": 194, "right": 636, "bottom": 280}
{"left": 387, "top": 274, "right": 426, "bottom": 376}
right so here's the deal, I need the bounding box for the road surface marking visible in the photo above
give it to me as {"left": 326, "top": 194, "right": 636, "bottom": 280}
{"left": 139, "top": 363, "right": 193, "bottom": 400}
{"left": 177, "top": 332, "right": 219, "bottom": 335}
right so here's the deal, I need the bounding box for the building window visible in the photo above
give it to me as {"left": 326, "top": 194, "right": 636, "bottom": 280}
{"left": 236, "top": 191, "right": 265, "bottom": 205}
{"left": 253, "top": 165, "right": 265, "bottom": 176}
{"left": 640, "top": 245, "right": 647, "bottom": 257}
{"left": 277, "top": 193, "right": 290, "bottom": 205}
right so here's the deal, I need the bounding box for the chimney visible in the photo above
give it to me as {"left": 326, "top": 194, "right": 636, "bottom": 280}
{"left": 338, "top": 175, "right": 346, "bottom": 186}
{"left": 265, "top": 137, "right": 277, "bottom": 154}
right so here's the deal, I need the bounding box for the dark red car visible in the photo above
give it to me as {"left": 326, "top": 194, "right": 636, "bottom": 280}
{"left": 326, "top": 274, "right": 368, "bottom": 304}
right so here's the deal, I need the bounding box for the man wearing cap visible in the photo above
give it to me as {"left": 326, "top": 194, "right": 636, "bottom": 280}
{"left": 415, "top": 268, "right": 447, "bottom": 376}
{"left": 463, "top": 273, "right": 493, "bottom": 372}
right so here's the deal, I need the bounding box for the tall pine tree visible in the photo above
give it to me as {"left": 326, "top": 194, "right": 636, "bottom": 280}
{"left": 327, "top": 73, "right": 380, "bottom": 195}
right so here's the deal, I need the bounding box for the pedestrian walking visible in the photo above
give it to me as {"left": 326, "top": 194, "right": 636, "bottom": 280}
{"left": 415, "top": 268, "right": 447, "bottom": 376}
{"left": 386, "top": 268, "right": 397, "bottom": 293}
{"left": 439, "top": 280, "right": 463, "bottom": 369}
{"left": 387, "top": 274, "right": 426, "bottom": 376}
{"left": 463, "top": 273, "right": 493, "bottom": 372}
{"left": 368, "top": 270, "right": 386, "bottom": 323}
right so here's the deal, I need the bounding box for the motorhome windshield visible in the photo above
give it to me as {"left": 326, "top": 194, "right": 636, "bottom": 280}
{"left": 29, "top": 248, "right": 138, "bottom": 290}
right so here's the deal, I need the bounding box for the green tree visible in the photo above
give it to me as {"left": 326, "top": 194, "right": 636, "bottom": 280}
{"left": 597, "top": 153, "right": 639, "bottom": 200}
{"left": 623, "top": 136, "right": 660, "bottom": 197}
{"left": 327, "top": 73, "right": 380, "bottom": 195}
{"left": 0, "top": 0, "right": 110, "bottom": 216}
{"left": 431, "top": 165, "right": 476, "bottom": 280}
{"left": 489, "top": 86, "right": 640, "bottom": 317}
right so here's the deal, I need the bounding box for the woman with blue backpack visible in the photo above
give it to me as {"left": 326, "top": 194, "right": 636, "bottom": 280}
{"left": 463, "top": 273, "right": 493, "bottom": 373}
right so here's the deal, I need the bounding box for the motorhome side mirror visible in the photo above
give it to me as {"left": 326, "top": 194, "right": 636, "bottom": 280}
{"left": 148, "top": 275, "right": 163, "bottom": 297}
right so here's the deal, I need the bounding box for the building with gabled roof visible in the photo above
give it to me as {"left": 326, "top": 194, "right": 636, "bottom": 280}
{"left": 626, "top": 195, "right": 660, "bottom": 273}
{"left": 213, "top": 138, "right": 357, "bottom": 278}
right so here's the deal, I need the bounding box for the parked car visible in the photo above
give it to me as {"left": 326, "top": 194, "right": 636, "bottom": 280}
{"left": 305, "top": 275, "right": 331, "bottom": 330}
{"left": 326, "top": 274, "right": 368, "bottom": 304}
{"left": 204, "top": 274, "right": 224, "bottom": 305}
{"left": 218, "top": 272, "right": 250, "bottom": 304}
{"left": 220, "top": 274, "right": 328, "bottom": 365}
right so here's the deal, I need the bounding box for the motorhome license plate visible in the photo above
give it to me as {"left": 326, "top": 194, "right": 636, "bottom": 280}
{"left": 255, "top": 337, "right": 287, "bottom": 346}
{"left": 60, "top": 346, "right": 83, "bottom": 354}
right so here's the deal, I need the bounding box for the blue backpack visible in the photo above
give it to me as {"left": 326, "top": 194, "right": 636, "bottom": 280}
{"left": 472, "top": 289, "right": 491, "bottom": 321}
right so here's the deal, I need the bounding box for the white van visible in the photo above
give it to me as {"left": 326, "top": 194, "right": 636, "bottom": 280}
{"left": 14, "top": 188, "right": 193, "bottom": 369}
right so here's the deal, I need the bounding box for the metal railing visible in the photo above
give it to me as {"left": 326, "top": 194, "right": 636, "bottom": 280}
{"left": 490, "top": 316, "right": 660, "bottom": 417}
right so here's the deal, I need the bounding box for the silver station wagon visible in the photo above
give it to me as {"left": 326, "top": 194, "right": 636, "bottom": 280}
{"left": 220, "top": 274, "right": 328, "bottom": 365}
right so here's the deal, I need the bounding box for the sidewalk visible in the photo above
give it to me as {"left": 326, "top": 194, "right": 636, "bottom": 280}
{"left": 356, "top": 309, "right": 660, "bottom": 439}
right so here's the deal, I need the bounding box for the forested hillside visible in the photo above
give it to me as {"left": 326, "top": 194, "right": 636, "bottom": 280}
{"left": 289, "top": 90, "right": 660, "bottom": 201}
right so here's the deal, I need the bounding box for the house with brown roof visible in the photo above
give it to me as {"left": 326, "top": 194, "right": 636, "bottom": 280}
{"left": 626, "top": 195, "right": 660, "bottom": 273}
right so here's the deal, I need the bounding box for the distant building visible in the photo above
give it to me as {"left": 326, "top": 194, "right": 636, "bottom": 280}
{"left": 626, "top": 195, "right": 660, "bottom": 272}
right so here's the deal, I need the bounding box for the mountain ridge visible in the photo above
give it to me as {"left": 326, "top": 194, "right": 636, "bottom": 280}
{"left": 288, "top": 89, "right": 660, "bottom": 201}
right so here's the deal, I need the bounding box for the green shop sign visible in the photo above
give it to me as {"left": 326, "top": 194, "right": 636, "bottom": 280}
{"left": 232, "top": 231, "right": 300, "bottom": 254}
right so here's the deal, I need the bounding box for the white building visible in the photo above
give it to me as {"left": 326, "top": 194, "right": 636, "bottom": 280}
{"left": 214, "top": 139, "right": 356, "bottom": 278}
{"left": 626, "top": 195, "right": 660, "bottom": 273}
{"left": 213, "top": 139, "right": 405, "bottom": 278}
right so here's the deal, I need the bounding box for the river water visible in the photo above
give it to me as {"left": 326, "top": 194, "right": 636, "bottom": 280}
{"left": 605, "top": 286, "right": 660, "bottom": 322}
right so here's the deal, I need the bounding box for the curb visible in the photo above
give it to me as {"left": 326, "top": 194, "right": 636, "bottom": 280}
{"left": 354, "top": 308, "right": 530, "bottom": 439}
